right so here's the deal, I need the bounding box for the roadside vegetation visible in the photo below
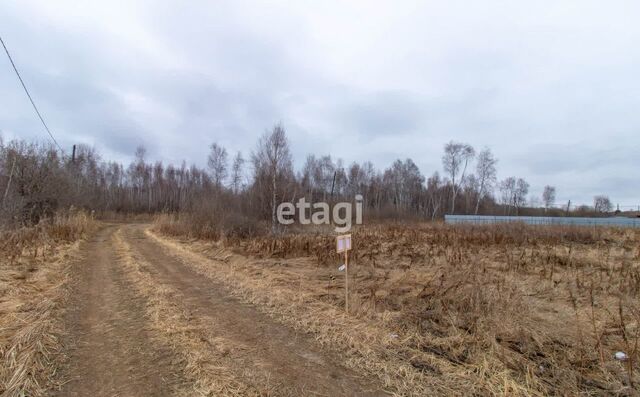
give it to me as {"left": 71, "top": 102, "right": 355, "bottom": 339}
{"left": 153, "top": 219, "right": 640, "bottom": 395}
{"left": 0, "top": 211, "right": 97, "bottom": 396}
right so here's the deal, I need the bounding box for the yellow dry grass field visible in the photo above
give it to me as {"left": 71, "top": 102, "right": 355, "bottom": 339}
{"left": 154, "top": 217, "right": 640, "bottom": 396}
{"left": 0, "top": 212, "right": 97, "bottom": 397}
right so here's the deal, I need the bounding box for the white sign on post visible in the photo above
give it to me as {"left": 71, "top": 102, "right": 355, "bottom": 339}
{"left": 336, "top": 234, "right": 352, "bottom": 253}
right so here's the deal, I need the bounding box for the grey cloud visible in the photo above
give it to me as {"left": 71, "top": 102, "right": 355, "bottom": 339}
{"left": 1, "top": 1, "right": 639, "bottom": 205}
{"left": 334, "top": 91, "right": 426, "bottom": 138}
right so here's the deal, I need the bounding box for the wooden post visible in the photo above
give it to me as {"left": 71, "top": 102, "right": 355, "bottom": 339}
{"left": 345, "top": 248, "right": 349, "bottom": 314}
{"left": 336, "top": 234, "right": 352, "bottom": 314}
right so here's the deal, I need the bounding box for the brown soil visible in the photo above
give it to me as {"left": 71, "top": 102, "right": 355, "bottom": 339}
{"left": 53, "top": 225, "right": 186, "bottom": 396}
{"left": 52, "top": 224, "right": 388, "bottom": 396}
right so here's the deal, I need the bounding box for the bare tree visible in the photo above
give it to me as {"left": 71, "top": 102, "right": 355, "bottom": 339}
{"left": 251, "top": 123, "right": 293, "bottom": 233}
{"left": 207, "top": 143, "right": 228, "bottom": 188}
{"left": 4, "top": 127, "right": 531, "bottom": 227}
{"left": 383, "top": 158, "right": 424, "bottom": 212}
{"left": 425, "top": 172, "right": 444, "bottom": 219}
{"left": 1, "top": 141, "right": 68, "bottom": 224}
{"left": 346, "top": 162, "right": 364, "bottom": 198}
{"left": 230, "top": 151, "right": 245, "bottom": 194}
{"left": 442, "top": 141, "right": 475, "bottom": 214}
{"left": 542, "top": 185, "right": 556, "bottom": 212}
{"left": 1, "top": 154, "right": 16, "bottom": 211}
{"left": 499, "top": 177, "right": 516, "bottom": 214}
{"left": 593, "top": 195, "right": 612, "bottom": 213}
{"left": 345, "top": 161, "right": 374, "bottom": 204}
{"left": 474, "top": 147, "right": 497, "bottom": 214}
{"left": 462, "top": 173, "right": 478, "bottom": 214}
{"left": 514, "top": 178, "right": 529, "bottom": 214}
{"left": 302, "top": 154, "right": 337, "bottom": 201}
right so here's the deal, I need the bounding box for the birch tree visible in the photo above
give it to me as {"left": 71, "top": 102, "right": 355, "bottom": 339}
{"left": 474, "top": 147, "right": 497, "bottom": 214}
{"left": 251, "top": 123, "right": 292, "bottom": 233}
{"left": 207, "top": 143, "right": 228, "bottom": 188}
{"left": 442, "top": 141, "right": 475, "bottom": 214}
{"left": 542, "top": 185, "right": 556, "bottom": 212}
{"left": 230, "top": 151, "right": 245, "bottom": 194}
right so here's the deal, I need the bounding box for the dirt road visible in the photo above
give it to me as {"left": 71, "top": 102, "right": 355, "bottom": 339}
{"left": 52, "top": 224, "right": 387, "bottom": 396}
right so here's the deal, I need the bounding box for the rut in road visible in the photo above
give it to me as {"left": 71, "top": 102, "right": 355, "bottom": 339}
{"left": 53, "top": 225, "right": 188, "bottom": 397}
{"left": 120, "top": 224, "right": 388, "bottom": 396}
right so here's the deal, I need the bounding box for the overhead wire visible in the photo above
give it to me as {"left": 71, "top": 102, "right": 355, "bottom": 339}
{"left": 0, "top": 34, "right": 64, "bottom": 153}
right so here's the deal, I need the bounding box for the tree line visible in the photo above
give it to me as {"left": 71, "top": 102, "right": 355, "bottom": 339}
{"left": 0, "top": 125, "right": 617, "bottom": 230}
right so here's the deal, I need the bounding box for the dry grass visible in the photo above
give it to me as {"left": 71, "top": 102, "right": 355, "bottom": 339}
{"left": 152, "top": 220, "right": 640, "bottom": 396}
{"left": 0, "top": 211, "right": 97, "bottom": 397}
{"left": 148, "top": 229, "right": 455, "bottom": 395}
{"left": 154, "top": 212, "right": 266, "bottom": 240}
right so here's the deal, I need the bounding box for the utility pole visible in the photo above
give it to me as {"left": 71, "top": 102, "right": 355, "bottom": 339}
{"left": 71, "top": 144, "right": 76, "bottom": 164}
{"left": 329, "top": 170, "right": 336, "bottom": 225}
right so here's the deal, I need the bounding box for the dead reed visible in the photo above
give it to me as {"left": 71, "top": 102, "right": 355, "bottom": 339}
{"left": 153, "top": 220, "right": 640, "bottom": 395}
{"left": 0, "top": 211, "right": 97, "bottom": 397}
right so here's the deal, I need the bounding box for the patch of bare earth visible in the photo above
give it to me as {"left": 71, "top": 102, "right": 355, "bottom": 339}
{"left": 52, "top": 225, "right": 188, "bottom": 396}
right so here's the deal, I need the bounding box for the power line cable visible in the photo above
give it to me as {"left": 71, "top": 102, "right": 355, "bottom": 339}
{"left": 0, "top": 34, "right": 64, "bottom": 153}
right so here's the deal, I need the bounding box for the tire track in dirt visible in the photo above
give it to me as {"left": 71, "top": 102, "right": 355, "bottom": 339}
{"left": 121, "top": 224, "right": 388, "bottom": 397}
{"left": 52, "top": 225, "right": 187, "bottom": 396}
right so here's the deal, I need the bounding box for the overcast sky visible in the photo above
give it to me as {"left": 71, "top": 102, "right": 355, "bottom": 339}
{"left": 1, "top": 1, "right": 639, "bottom": 207}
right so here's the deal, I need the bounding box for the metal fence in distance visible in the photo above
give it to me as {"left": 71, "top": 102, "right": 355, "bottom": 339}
{"left": 445, "top": 215, "right": 640, "bottom": 228}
